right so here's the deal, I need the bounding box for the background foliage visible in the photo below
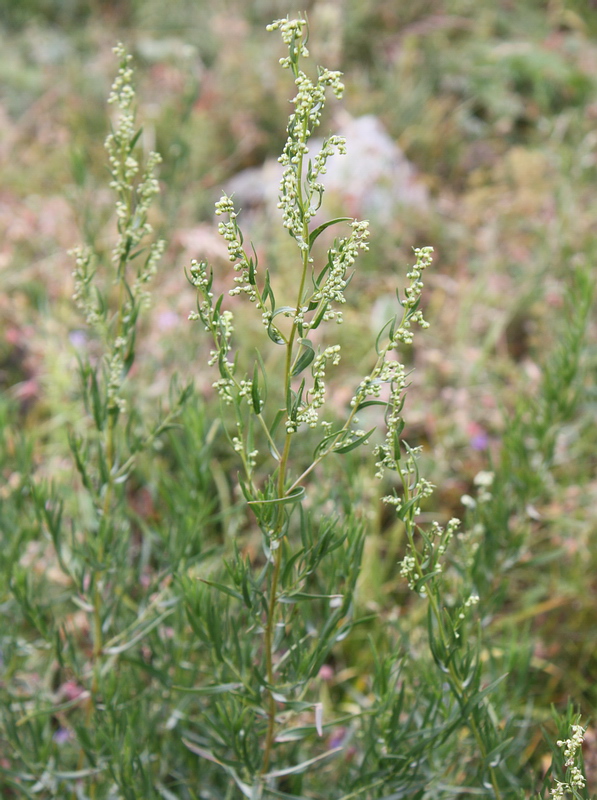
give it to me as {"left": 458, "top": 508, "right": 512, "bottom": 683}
{"left": 1, "top": 0, "right": 597, "bottom": 797}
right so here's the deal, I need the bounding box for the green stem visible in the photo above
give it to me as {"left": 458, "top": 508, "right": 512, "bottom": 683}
{"left": 398, "top": 458, "right": 502, "bottom": 800}
{"left": 261, "top": 127, "right": 313, "bottom": 771}
{"left": 261, "top": 431, "right": 292, "bottom": 775}
{"left": 84, "top": 229, "right": 128, "bottom": 797}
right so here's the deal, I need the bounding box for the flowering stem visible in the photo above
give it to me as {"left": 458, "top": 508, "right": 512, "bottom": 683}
{"left": 262, "top": 429, "right": 292, "bottom": 775}
{"left": 425, "top": 584, "right": 503, "bottom": 799}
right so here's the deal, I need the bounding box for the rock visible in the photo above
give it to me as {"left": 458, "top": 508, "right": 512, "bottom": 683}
{"left": 224, "top": 113, "right": 429, "bottom": 229}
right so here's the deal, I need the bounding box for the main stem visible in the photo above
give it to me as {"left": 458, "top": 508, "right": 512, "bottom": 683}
{"left": 261, "top": 135, "right": 312, "bottom": 773}
{"left": 261, "top": 433, "right": 291, "bottom": 775}
{"left": 84, "top": 240, "right": 127, "bottom": 798}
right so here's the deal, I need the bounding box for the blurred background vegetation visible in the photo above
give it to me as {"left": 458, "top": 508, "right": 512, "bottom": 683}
{"left": 1, "top": 0, "right": 597, "bottom": 791}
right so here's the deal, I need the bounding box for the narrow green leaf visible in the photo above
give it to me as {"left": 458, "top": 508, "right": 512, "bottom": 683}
{"left": 89, "top": 367, "right": 105, "bottom": 431}
{"left": 251, "top": 363, "right": 262, "bottom": 413}
{"left": 272, "top": 306, "right": 296, "bottom": 319}
{"left": 128, "top": 127, "right": 143, "bottom": 153}
{"left": 289, "top": 379, "right": 306, "bottom": 418}
{"left": 103, "top": 609, "right": 174, "bottom": 655}
{"left": 248, "top": 486, "right": 305, "bottom": 507}
{"left": 267, "top": 320, "right": 286, "bottom": 345}
{"left": 270, "top": 408, "right": 285, "bottom": 438}
{"left": 460, "top": 673, "right": 508, "bottom": 716}
{"left": 279, "top": 592, "right": 344, "bottom": 604}
{"left": 48, "top": 767, "right": 104, "bottom": 780}
{"left": 375, "top": 317, "right": 395, "bottom": 355}
{"left": 352, "top": 399, "right": 387, "bottom": 412}
{"left": 263, "top": 269, "right": 275, "bottom": 309}
{"left": 172, "top": 682, "right": 243, "bottom": 696}
{"left": 240, "top": 568, "right": 253, "bottom": 609}
{"left": 213, "top": 294, "right": 224, "bottom": 320}
{"left": 308, "top": 217, "right": 351, "bottom": 249}
{"left": 265, "top": 747, "right": 343, "bottom": 778}
{"left": 265, "top": 409, "right": 284, "bottom": 460}
{"left": 253, "top": 348, "right": 268, "bottom": 413}
{"left": 200, "top": 579, "right": 243, "bottom": 602}
{"left": 291, "top": 339, "right": 315, "bottom": 377}
{"left": 313, "top": 427, "right": 345, "bottom": 459}
{"left": 156, "top": 784, "right": 180, "bottom": 800}
{"left": 16, "top": 693, "right": 91, "bottom": 725}
{"left": 313, "top": 258, "right": 331, "bottom": 289}
{"left": 310, "top": 300, "right": 328, "bottom": 331}
{"left": 280, "top": 547, "right": 305, "bottom": 585}
{"left": 182, "top": 741, "right": 254, "bottom": 798}
{"left": 333, "top": 428, "right": 375, "bottom": 454}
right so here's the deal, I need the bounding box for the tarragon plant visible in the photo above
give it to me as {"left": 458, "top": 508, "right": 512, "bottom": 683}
{"left": 3, "top": 17, "right": 589, "bottom": 800}
{"left": 181, "top": 16, "right": 511, "bottom": 798}
{"left": 5, "top": 43, "right": 191, "bottom": 799}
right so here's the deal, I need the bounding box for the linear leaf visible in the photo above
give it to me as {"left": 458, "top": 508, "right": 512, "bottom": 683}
{"left": 279, "top": 592, "right": 344, "bottom": 603}
{"left": 16, "top": 693, "right": 91, "bottom": 726}
{"left": 333, "top": 428, "right": 375, "bottom": 454}
{"left": 291, "top": 339, "right": 315, "bottom": 377}
{"left": 248, "top": 486, "right": 305, "bottom": 507}
{"left": 48, "top": 767, "right": 104, "bottom": 779}
{"left": 172, "top": 682, "right": 243, "bottom": 696}
{"left": 313, "top": 427, "right": 345, "bottom": 459}
{"left": 103, "top": 609, "right": 174, "bottom": 655}
{"left": 182, "top": 741, "right": 254, "bottom": 797}
{"left": 352, "top": 399, "right": 387, "bottom": 412}
{"left": 251, "top": 362, "right": 263, "bottom": 414}
{"left": 267, "top": 320, "right": 286, "bottom": 345}
{"left": 265, "top": 747, "right": 343, "bottom": 778}
{"left": 375, "top": 317, "right": 395, "bottom": 355}
{"left": 271, "top": 305, "right": 296, "bottom": 318}
{"left": 128, "top": 127, "right": 143, "bottom": 153}
{"left": 200, "top": 579, "right": 243, "bottom": 602}
{"left": 308, "top": 217, "right": 351, "bottom": 249}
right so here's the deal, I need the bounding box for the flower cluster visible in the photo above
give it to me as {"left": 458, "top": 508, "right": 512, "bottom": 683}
{"left": 275, "top": 21, "right": 346, "bottom": 243}
{"left": 212, "top": 378, "right": 234, "bottom": 404}
{"left": 188, "top": 259, "right": 238, "bottom": 404}
{"left": 312, "top": 221, "right": 370, "bottom": 325}
{"left": 105, "top": 44, "right": 163, "bottom": 274}
{"left": 215, "top": 195, "right": 263, "bottom": 305}
{"left": 461, "top": 470, "right": 495, "bottom": 510}
{"left": 431, "top": 517, "right": 461, "bottom": 555}
{"left": 372, "top": 379, "right": 408, "bottom": 479}
{"left": 106, "top": 348, "right": 127, "bottom": 415}
{"left": 352, "top": 359, "right": 407, "bottom": 408}
{"left": 403, "top": 246, "right": 433, "bottom": 309}
{"left": 287, "top": 345, "right": 341, "bottom": 433}
{"left": 215, "top": 196, "right": 244, "bottom": 263}
{"left": 278, "top": 166, "right": 303, "bottom": 239}
{"left": 133, "top": 238, "right": 166, "bottom": 309}
{"left": 71, "top": 246, "right": 101, "bottom": 329}
{"left": 72, "top": 41, "right": 164, "bottom": 419}
{"left": 399, "top": 554, "right": 417, "bottom": 587}
{"left": 458, "top": 593, "right": 480, "bottom": 619}
{"left": 452, "top": 588, "right": 480, "bottom": 638}
{"left": 213, "top": 316, "right": 234, "bottom": 368}
{"left": 232, "top": 435, "right": 259, "bottom": 470}
{"left": 107, "top": 44, "right": 134, "bottom": 108}
{"left": 288, "top": 69, "right": 344, "bottom": 131}
{"left": 311, "top": 135, "right": 347, "bottom": 181}
{"left": 551, "top": 724, "right": 587, "bottom": 798}
{"left": 266, "top": 17, "right": 309, "bottom": 67}
{"left": 399, "top": 516, "right": 460, "bottom": 595}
